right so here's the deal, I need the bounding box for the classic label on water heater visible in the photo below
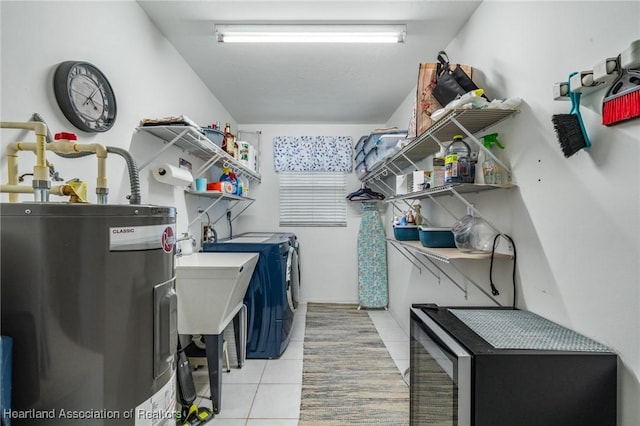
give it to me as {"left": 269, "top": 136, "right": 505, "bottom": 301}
{"left": 109, "top": 224, "right": 176, "bottom": 252}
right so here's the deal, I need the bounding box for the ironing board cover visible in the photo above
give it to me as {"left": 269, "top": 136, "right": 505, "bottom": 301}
{"left": 357, "top": 202, "right": 388, "bottom": 308}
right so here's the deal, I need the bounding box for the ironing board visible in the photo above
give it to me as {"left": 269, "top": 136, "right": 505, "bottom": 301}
{"left": 357, "top": 201, "right": 388, "bottom": 309}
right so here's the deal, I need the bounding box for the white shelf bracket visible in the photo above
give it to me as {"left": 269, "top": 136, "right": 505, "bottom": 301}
{"left": 387, "top": 162, "right": 405, "bottom": 176}
{"left": 390, "top": 202, "right": 404, "bottom": 215}
{"left": 387, "top": 240, "right": 440, "bottom": 279}
{"left": 448, "top": 260, "right": 503, "bottom": 306}
{"left": 429, "top": 134, "right": 446, "bottom": 151}
{"left": 138, "top": 127, "right": 191, "bottom": 171}
{"left": 373, "top": 175, "right": 396, "bottom": 194}
{"left": 368, "top": 180, "right": 392, "bottom": 198}
{"left": 448, "top": 188, "right": 503, "bottom": 235}
{"left": 399, "top": 151, "right": 421, "bottom": 173}
{"left": 413, "top": 250, "right": 468, "bottom": 296}
{"left": 188, "top": 196, "right": 224, "bottom": 228}
{"left": 387, "top": 240, "right": 426, "bottom": 274}
{"left": 194, "top": 154, "right": 223, "bottom": 178}
{"left": 226, "top": 199, "right": 255, "bottom": 223}
{"left": 426, "top": 192, "right": 460, "bottom": 222}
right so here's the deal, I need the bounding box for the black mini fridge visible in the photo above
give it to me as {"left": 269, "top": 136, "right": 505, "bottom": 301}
{"left": 410, "top": 304, "right": 617, "bottom": 426}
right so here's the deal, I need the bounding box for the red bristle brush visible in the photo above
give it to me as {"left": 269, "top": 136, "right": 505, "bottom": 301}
{"left": 602, "top": 56, "right": 640, "bottom": 126}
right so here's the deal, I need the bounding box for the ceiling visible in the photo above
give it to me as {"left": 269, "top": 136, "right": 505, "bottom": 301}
{"left": 137, "top": 1, "right": 482, "bottom": 124}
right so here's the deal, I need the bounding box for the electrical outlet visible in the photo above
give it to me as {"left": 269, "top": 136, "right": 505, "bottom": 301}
{"left": 202, "top": 223, "right": 211, "bottom": 245}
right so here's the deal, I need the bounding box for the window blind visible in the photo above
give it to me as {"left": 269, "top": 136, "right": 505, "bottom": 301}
{"left": 279, "top": 172, "right": 346, "bottom": 227}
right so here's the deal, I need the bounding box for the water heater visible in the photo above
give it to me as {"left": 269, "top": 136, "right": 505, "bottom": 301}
{"left": 1, "top": 203, "right": 177, "bottom": 425}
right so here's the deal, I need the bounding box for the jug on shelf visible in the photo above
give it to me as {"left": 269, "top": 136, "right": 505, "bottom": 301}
{"left": 444, "top": 135, "right": 472, "bottom": 184}
{"left": 451, "top": 206, "right": 497, "bottom": 253}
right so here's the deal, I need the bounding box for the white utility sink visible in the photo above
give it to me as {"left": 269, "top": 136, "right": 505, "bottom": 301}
{"left": 175, "top": 252, "right": 258, "bottom": 335}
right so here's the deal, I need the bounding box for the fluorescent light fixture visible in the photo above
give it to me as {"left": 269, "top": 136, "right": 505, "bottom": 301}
{"left": 215, "top": 24, "right": 406, "bottom": 44}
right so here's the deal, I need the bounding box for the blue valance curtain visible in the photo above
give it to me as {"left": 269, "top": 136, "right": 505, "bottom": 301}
{"left": 273, "top": 136, "right": 353, "bottom": 172}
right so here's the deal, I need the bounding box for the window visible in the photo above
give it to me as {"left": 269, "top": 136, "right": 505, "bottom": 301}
{"left": 279, "top": 172, "right": 346, "bottom": 227}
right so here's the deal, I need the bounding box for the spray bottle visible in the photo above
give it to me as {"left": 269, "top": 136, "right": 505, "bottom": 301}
{"left": 475, "top": 133, "right": 505, "bottom": 185}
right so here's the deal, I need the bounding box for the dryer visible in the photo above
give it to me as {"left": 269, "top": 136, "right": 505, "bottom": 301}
{"left": 202, "top": 233, "right": 297, "bottom": 359}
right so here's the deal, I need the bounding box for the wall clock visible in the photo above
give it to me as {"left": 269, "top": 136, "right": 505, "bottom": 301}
{"left": 53, "top": 61, "right": 117, "bottom": 133}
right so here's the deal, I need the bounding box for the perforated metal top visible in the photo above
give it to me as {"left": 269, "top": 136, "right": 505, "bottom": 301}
{"left": 449, "top": 309, "right": 612, "bottom": 352}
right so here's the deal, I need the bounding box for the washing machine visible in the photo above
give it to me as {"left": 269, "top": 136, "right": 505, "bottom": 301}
{"left": 241, "top": 232, "right": 300, "bottom": 309}
{"left": 202, "top": 232, "right": 298, "bottom": 359}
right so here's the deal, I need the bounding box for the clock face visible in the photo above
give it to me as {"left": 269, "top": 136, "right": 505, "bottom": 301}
{"left": 53, "top": 61, "right": 117, "bottom": 133}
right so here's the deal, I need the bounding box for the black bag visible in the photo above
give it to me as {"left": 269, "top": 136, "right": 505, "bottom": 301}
{"left": 432, "top": 51, "right": 487, "bottom": 106}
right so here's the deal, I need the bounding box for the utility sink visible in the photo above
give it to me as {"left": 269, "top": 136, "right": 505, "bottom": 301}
{"left": 175, "top": 252, "right": 258, "bottom": 335}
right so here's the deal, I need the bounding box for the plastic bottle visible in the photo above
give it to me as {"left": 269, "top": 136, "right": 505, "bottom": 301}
{"left": 414, "top": 204, "right": 423, "bottom": 226}
{"left": 480, "top": 133, "right": 505, "bottom": 185}
{"left": 222, "top": 122, "right": 236, "bottom": 156}
{"left": 444, "top": 135, "right": 471, "bottom": 184}
{"left": 474, "top": 148, "right": 485, "bottom": 184}
{"left": 221, "top": 122, "right": 230, "bottom": 152}
{"left": 431, "top": 145, "right": 446, "bottom": 187}
{"left": 406, "top": 209, "right": 415, "bottom": 224}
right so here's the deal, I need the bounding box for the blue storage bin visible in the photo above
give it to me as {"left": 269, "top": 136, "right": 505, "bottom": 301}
{"left": 393, "top": 225, "right": 419, "bottom": 241}
{"left": 202, "top": 127, "right": 224, "bottom": 147}
{"left": 418, "top": 226, "right": 456, "bottom": 248}
{"left": 355, "top": 148, "right": 366, "bottom": 165}
{"left": 363, "top": 130, "right": 407, "bottom": 154}
{"left": 377, "top": 133, "right": 407, "bottom": 150}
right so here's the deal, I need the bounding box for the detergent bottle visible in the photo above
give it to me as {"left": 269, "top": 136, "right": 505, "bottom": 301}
{"left": 219, "top": 167, "right": 237, "bottom": 194}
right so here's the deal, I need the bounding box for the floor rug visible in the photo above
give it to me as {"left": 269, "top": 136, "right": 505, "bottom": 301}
{"left": 299, "top": 303, "right": 409, "bottom": 425}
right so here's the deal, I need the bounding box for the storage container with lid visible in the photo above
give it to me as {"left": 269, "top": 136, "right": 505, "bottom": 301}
{"left": 364, "top": 147, "right": 379, "bottom": 169}
{"left": 356, "top": 161, "right": 368, "bottom": 180}
{"left": 363, "top": 129, "right": 407, "bottom": 154}
{"left": 354, "top": 135, "right": 368, "bottom": 153}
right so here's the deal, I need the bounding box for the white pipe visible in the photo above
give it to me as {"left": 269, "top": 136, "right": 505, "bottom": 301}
{"left": 46, "top": 140, "right": 108, "bottom": 194}
{"left": 2, "top": 121, "right": 49, "bottom": 202}
{"left": 1, "top": 121, "right": 47, "bottom": 138}
{"left": 4, "top": 139, "right": 108, "bottom": 202}
{"left": 1, "top": 184, "right": 73, "bottom": 197}
{"left": 0, "top": 184, "right": 34, "bottom": 194}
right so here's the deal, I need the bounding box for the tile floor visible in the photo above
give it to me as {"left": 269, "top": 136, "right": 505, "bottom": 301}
{"left": 191, "top": 303, "right": 410, "bottom": 425}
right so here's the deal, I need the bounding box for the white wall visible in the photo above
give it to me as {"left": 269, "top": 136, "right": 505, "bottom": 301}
{"left": 235, "top": 124, "right": 383, "bottom": 303}
{"left": 385, "top": 2, "right": 640, "bottom": 424}
{"left": 2, "top": 0, "right": 639, "bottom": 423}
{"left": 0, "top": 1, "right": 237, "bottom": 241}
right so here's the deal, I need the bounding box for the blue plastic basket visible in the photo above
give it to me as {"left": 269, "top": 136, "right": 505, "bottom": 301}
{"left": 393, "top": 225, "right": 419, "bottom": 241}
{"left": 418, "top": 226, "right": 456, "bottom": 248}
